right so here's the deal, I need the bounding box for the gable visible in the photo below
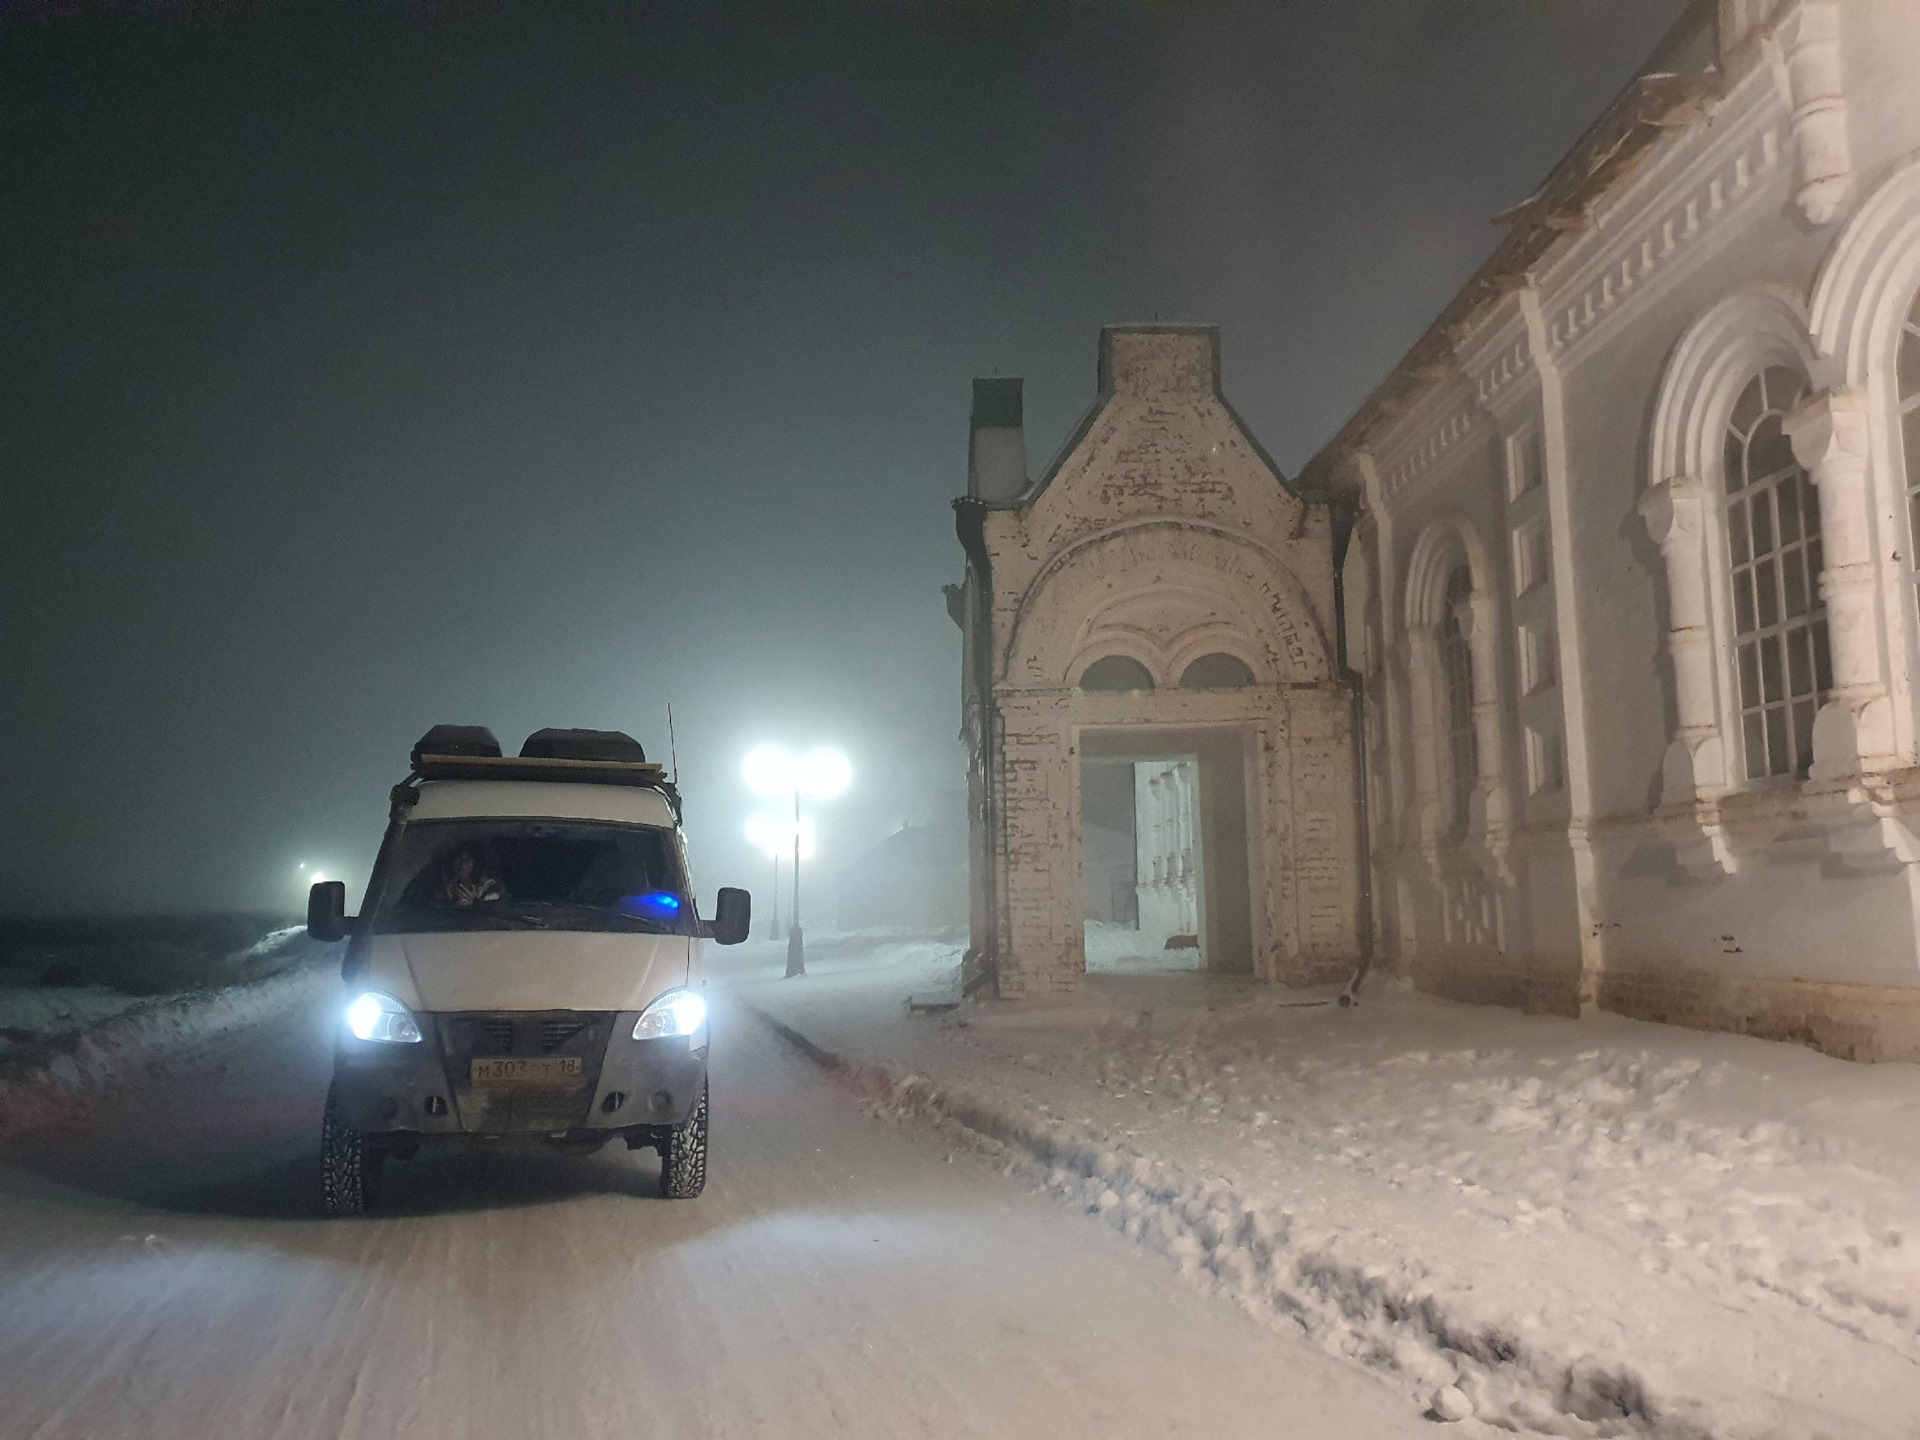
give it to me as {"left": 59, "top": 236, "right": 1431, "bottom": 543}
{"left": 1017, "top": 326, "right": 1306, "bottom": 559}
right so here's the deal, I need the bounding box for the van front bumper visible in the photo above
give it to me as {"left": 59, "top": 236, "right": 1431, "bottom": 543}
{"left": 333, "top": 1010, "right": 708, "bottom": 1137}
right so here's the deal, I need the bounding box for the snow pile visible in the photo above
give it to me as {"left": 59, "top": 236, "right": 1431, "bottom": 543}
{"left": 737, "top": 939, "right": 1920, "bottom": 1438}
{"left": 0, "top": 988, "right": 149, "bottom": 1060}
{"left": 0, "top": 940, "right": 333, "bottom": 1138}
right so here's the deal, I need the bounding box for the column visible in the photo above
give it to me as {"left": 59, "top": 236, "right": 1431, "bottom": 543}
{"left": 1777, "top": 2, "right": 1854, "bottom": 226}
{"left": 995, "top": 709, "right": 1080, "bottom": 993}
{"left": 1638, "top": 476, "right": 1730, "bottom": 799}
{"left": 1405, "top": 626, "right": 1445, "bottom": 863}
{"left": 1462, "top": 589, "right": 1512, "bottom": 862}
{"left": 1787, "top": 386, "right": 1897, "bottom": 777}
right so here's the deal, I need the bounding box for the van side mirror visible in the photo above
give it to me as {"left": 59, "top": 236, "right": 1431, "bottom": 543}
{"left": 711, "top": 887, "right": 751, "bottom": 946}
{"left": 308, "top": 880, "right": 351, "bottom": 943}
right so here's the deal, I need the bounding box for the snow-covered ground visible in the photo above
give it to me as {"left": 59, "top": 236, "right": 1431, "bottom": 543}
{"left": 728, "top": 935, "right": 1920, "bottom": 1438}
{"left": 0, "top": 987, "right": 149, "bottom": 1060}
{"left": 0, "top": 978, "right": 1432, "bottom": 1440}
{"left": 0, "top": 930, "right": 333, "bottom": 1136}
{"left": 1084, "top": 920, "right": 1202, "bottom": 974}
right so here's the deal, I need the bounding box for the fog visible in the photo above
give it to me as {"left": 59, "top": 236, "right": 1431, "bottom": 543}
{"left": 0, "top": 0, "right": 1685, "bottom": 915}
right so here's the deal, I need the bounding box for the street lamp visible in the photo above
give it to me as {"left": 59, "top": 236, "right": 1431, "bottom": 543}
{"left": 743, "top": 745, "right": 850, "bottom": 977}
{"left": 744, "top": 812, "right": 816, "bottom": 941}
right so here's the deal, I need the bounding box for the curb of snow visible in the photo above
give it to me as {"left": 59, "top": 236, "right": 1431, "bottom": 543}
{"left": 747, "top": 999, "right": 1714, "bottom": 1440}
{"left": 0, "top": 962, "right": 332, "bottom": 1140}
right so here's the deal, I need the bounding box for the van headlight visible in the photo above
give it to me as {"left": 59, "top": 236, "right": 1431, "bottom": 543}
{"left": 345, "top": 991, "right": 423, "bottom": 1044}
{"left": 633, "top": 988, "right": 707, "bottom": 1040}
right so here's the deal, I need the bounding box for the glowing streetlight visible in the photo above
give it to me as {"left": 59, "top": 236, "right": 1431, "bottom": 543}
{"left": 742, "top": 745, "right": 850, "bottom": 976}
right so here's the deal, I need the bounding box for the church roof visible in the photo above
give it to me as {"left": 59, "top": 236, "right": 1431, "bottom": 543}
{"left": 1293, "top": 0, "right": 1723, "bottom": 498}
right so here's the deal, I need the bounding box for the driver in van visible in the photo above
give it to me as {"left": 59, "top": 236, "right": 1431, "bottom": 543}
{"left": 442, "top": 846, "right": 503, "bottom": 906}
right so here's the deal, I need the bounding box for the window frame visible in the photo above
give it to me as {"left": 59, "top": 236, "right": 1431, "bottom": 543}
{"left": 1643, "top": 287, "right": 1830, "bottom": 805}
{"left": 1720, "top": 365, "right": 1832, "bottom": 782}
{"left": 1438, "top": 567, "right": 1479, "bottom": 838}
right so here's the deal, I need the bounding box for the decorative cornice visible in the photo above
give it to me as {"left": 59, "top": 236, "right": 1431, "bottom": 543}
{"left": 1542, "top": 90, "right": 1788, "bottom": 369}
{"left": 1378, "top": 398, "right": 1487, "bottom": 503}
{"left": 1354, "top": 25, "right": 1803, "bottom": 505}
{"left": 1472, "top": 328, "right": 1537, "bottom": 411}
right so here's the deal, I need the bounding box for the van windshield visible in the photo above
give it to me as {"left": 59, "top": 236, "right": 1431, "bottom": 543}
{"left": 370, "top": 819, "right": 693, "bottom": 936}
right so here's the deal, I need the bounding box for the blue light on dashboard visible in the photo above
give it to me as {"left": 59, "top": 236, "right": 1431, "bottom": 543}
{"left": 618, "top": 890, "right": 683, "bottom": 921}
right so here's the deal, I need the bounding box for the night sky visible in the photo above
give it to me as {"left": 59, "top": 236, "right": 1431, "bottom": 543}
{"left": 1, "top": 0, "right": 1686, "bottom": 915}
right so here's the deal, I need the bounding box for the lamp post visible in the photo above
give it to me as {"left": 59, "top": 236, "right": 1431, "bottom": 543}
{"left": 769, "top": 854, "right": 781, "bottom": 941}
{"left": 746, "top": 811, "right": 814, "bottom": 943}
{"left": 744, "top": 746, "right": 850, "bottom": 978}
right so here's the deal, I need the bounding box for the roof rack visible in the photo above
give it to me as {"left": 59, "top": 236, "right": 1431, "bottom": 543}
{"left": 414, "top": 753, "right": 666, "bottom": 786}
{"left": 397, "top": 725, "right": 682, "bottom": 820}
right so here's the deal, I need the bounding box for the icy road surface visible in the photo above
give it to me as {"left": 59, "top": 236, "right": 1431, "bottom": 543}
{"left": 0, "top": 988, "right": 1431, "bottom": 1439}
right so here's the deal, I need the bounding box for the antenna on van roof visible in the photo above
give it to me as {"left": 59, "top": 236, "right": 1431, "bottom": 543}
{"left": 667, "top": 703, "right": 680, "bottom": 785}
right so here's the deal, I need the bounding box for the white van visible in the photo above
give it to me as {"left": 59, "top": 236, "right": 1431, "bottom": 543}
{"left": 306, "top": 725, "right": 749, "bottom": 1216}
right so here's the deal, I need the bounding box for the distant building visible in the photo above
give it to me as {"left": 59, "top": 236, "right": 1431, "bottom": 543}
{"left": 954, "top": 1, "right": 1920, "bottom": 1061}
{"left": 834, "top": 822, "right": 966, "bottom": 932}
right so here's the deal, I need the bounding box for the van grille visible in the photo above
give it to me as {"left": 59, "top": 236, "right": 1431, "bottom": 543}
{"left": 434, "top": 1010, "right": 618, "bottom": 1135}
{"left": 443, "top": 1012, "right": 609, "bottom": 1058}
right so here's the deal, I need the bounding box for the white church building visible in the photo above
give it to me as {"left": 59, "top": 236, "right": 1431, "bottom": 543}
{"left": 955, "top": 0, "right": 1920, "bottom": 1061}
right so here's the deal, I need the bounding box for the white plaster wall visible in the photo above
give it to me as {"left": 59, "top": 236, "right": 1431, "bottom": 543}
{"left": 1834, "top": 2, "right": 1920, "bottom": 190}
{"left": 1559, "top": 213, "right": 1833, "bottom": 820}
{"left": 1344, "top": 1, "right": 1920, "bottom": 1023}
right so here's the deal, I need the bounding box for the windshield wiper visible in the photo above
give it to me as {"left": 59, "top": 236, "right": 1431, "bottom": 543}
{"left": 481, "top": 908, "right": 553, "bottom": 929}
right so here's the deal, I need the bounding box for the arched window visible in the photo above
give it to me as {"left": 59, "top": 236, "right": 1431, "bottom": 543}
{"left": 1724, "top": 366, "right": 1829, "bottom": 779}
{"left": 1178, "top": 653, "right": 1255, "bottom": 689}
{"left": 1439, "top": 567, "right": 1477, "bottom": 837}
{"left": 1078, "top": 655, "right": 1154, "bottom": 692}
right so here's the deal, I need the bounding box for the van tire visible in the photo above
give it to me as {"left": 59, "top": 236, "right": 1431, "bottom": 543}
{"left": 659, "top": 1079, "right": 708, "bottom": 1199}
{"left": 322, "top": 1084, "right": 382, "bottom": 1216}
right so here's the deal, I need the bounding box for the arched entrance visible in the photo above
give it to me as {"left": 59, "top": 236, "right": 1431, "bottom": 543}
{"left": 950, "top": 326, "right": 1360, "bottom": 998}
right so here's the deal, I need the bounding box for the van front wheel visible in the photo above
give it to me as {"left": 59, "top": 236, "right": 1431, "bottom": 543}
{"left": 321, "top": 1084, "right": 383, "bottom": 1216}
{"left": 659, "top": 1079, "right": 708, "bottom": 1199}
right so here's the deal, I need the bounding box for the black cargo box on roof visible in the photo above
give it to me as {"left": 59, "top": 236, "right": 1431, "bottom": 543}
{"left": 519, "top": 728, "right": 647, "bottom": 764}
{"left": 410, "top": 725, "right": 502, "bottom": 770}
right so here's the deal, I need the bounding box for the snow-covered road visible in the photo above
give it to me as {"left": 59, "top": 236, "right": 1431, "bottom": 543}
{"left": 0, "top": 980, "right": 1430, "bottom": 1439}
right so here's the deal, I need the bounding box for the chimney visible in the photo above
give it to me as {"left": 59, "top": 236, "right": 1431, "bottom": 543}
{"left": 968, "top": 377, "right": 1027, "bottom": 501}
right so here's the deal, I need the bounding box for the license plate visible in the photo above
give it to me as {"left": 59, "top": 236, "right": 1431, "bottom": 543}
{"left": 469, "top": 1056, "right": 582, "bottom": 1088}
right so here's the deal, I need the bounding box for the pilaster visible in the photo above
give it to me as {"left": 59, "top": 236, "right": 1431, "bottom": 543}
{"left": 1786, "top": 386, "right": 1898, "bottom": 778}
{"left": 1639, "top": 475, "right": 1739, "bottom": 878}
{"left": 1771, "top": 2, "right": 1854, "bottom": 226}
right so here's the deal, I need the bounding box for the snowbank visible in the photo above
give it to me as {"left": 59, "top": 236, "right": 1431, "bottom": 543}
{"left": 0, "top": 987, "right": 150, "bottom": 1060}
{"left": 734, "top": 937, "right": 1920, "bottom": 1439}
{"left": 0, "top": 936, "right": 332, "bottom": 1138}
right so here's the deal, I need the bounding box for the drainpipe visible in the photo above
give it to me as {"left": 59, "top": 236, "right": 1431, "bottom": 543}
{"left": 954, "top": 496, "right": 999, "bottom": 998}
{"left": 1327, "top": 493, "right": 1377, "bottom": 1007}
